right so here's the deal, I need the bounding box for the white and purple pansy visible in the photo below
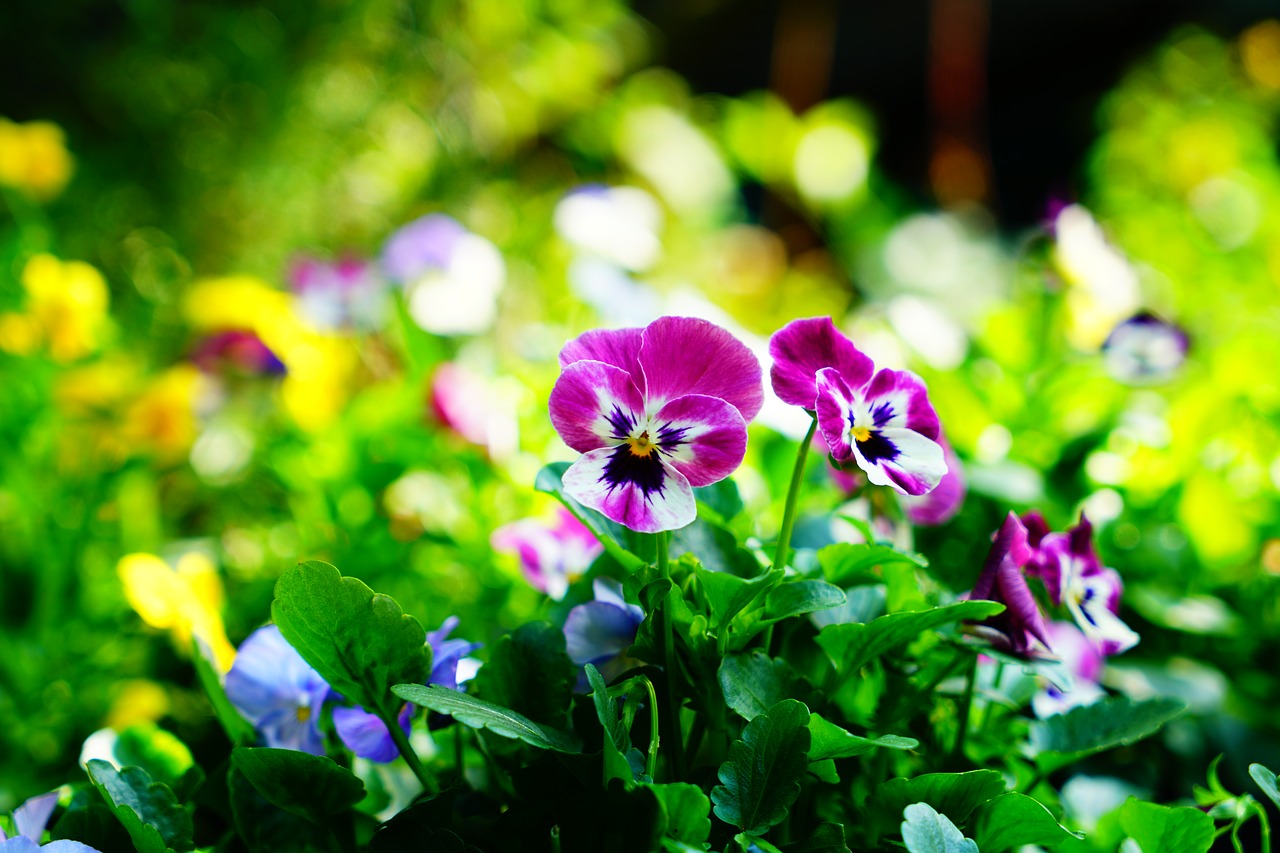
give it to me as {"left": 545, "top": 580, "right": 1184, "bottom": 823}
{"left": 965, "top": 512, "right": 1053, "bottom": 659}
{"left": 491, "top": 507, "right": 603, "bottom": 600}
{"left": 901, "top": 435, "right": 965, "bottom": 526}
{"left": 549, "top": 316, "right": 763, "bottom": 534}
{"left": 1102, "top": 311, "right": 1188, "bottom": 385}
{"left": 1032, "top": 621, "right": 1106, "bottom": 719}
{"left": 1023, "top": 513, "right": 1139, "bottom": 656}
{"left": 0, "top": 791, "right": 101, "bottom": 852}
{"left": 769, "top": 317, "right": 947, "bottom": 498}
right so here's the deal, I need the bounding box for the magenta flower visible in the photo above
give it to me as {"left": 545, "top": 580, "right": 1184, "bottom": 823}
{"left": 288, "top": 255, "right": 387, "bottom": 331}
{"left": 548, "top": 316, "right": 763, "bottom": 533}
{"left": 769, "top": 317, "right": 946, "bottom": 497}
{"left": 1022, "top": 513, "right": 1138, "bottom": 655}
{"left": 965, "top": 512, "right": 1052, "bottom": 658}
{"left": 1032, "top": 621, "right": 1106, "bottom": 718}
{"left": 901, "top": 436, "right": 966, "bottom": 526}
{"left": 192, "top": 330, "right": 285, "bottom": 377}
{"left": 491, "top": 507, "right": 603, "bottom": 600}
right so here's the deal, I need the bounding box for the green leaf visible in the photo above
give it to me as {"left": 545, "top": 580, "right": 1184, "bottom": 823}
{"left": 86, "top": 759, "right": 194, "bottom": 853}
{"left": 868, "top": 770, "right": 1005, "bottom": 842}
{"left": 1250, "top": 764, "right": 1280, "bottom": 811}
{"left": 110, "top": 724, "right": 195, "bottom": 789}
{"left": 231, "top": 747, "right": 365, "bottom": 827}
{"left": 228, "top": 764, "right": 328, "bottom": 853}
{"left": 650, "top": 782, "right": 712, "bottom": 846}
{"left": 711, "top": 699, "right": 812, "bottom": 835}
{"left": 807, "top": 714, "right": 918, "bottom": 761}
{"left": 50, "top": 789, "right": 135, "bottom": 853}
{"left": 763, "top": 580, "right": 847, "bottom": 623}
{"left": 1118, "top": 798, "right": 1214, "bottom": 853}
{"left": 695, "top": 564, "right": 783, "bottom": 628}
{"left": 817, "top": 542, "right": 926, "bottom": 587}
{"left": 693, "top": 478, "right": 744, "bottom": 521}
{"left": 815, "top": 601, "right": 1004, "bottom": 674}
{"left": 191, "top": 638, "right": 256, "bottom": 745}
{"left": 535, "top": 462, "right": 644, "bottom": 570}
{"left": 586, "top": 663, "right": 629, "bottom": 754}
{"left": 394, "top": 684, "right": 583, "bottom": 753}
{"left": 474, "top": 621, "right": 575, "bottom": 728}
{"left": 371, "top": 801, "right": 482, "bottom": 852}
{"left": 900, "top": 802, "right": 978, "bottom": 853}
{"left": 783, "top": 823, "right": 852, "bottom": 853}
{"left": 1029, "top": 697, "right": 1185, "bottom": 766}
{"left": 719, "top": 651, "right": 805, "bottom": 721}
{"left": 271, "top": 561, "right": 430, "bottom": 721}
{"left": 970, "top": 792, "right": 1083, "bottom": 851}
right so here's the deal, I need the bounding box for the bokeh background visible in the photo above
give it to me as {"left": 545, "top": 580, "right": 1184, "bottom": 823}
{"left": 3, "top": 0, "right": 1280, "bottom": 825}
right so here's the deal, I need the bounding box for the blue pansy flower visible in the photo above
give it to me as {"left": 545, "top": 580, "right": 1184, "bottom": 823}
{"left": 563, "top": 578, "right": 645, "bottom": 685}
{"left": 1, "top": 792, "right": 100, "bottom": 851}
{"left": 225, "top": 625, "right": 330, "bottom": 755}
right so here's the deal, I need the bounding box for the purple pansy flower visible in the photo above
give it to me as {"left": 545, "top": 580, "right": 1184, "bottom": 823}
{"left": 333, "top": 617, "right": 481, "bottom": 763}
{"left": 288, "top": 255, "right": 387, "bottom": 331}
{"left": 548, "top": 316, "right": 764, "bottom": 533}
{"left": 192, "top": 330, "right": 286, "bottom": 376}
{"left": 491, "top": 508, "right": 604, "bottom": 600}
{"left": 563, "top": 578, "right": 645, "bottom": 685}
{"left": 1102, "top": 312, "right": 1189, "bottom": 385}
{"left": 225, "top": 625, "right": 330, "bottom": 755}
{"left": 1022, "top": 513, "right": 1139, "bottom": 656}
{"left": 1032, "top": 621, "right": 1106, "bottom": 718}
{"left": 965, "top": 512, "right": 1052, "bottom": 659}
{"left": 0, "top": 792, "right": 100, "bottom": 852}
{"left": 769, "top": 317, "right": 946, "bottom": 497}
{"left": 901, "top": 435, "right": 966, "bottom": 526}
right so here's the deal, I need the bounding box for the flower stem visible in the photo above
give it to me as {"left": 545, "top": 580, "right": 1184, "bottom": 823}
{"left": 641, "top": 675, "right": 661, "bottom": 781}
{"left": 951, "top": 652, "right": 977, "bottom": 763}
{"left": 383, "top": 708, "right": 438, "bottom": 795}
{"left": 772, "top": 415, "right": 818, "bottom": 572}
{"left": 1258, "top": 802, "right": 1272, "bottom": 853}
{"left": 656, "top": 530, "right": 686, "bottom": 780}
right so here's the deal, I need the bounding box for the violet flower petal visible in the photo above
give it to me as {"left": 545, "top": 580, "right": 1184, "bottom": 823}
{"left": 549, "top": 360, "right": 646, "bottom": 454}
{"left": 636, "top": 316, "right": 764, "bottom": 421}
{"left": 768, "top": 316, "right": 874, "bottom": 409}
{"left": 649, "top": 393, "right": 748, "bottom": 487}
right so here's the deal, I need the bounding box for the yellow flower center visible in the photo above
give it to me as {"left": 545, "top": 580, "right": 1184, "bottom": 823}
{"left": 626, "top": 431, "right": 656, "bottom": 457}
{"left": 296, "top": 706, "right": 312, "bottom": 723}
{"left": 850, "top": 425, "right": 872, "bottom": 443}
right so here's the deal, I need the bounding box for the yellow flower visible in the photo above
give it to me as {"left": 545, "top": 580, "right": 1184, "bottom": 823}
{"left": 118, "top": 551, "right": 237, "bottom": 673}
{"left": 0, "top": 117, "right": 74, "bottom": 200}
{"left": 120, "top": 364, "right": 204, "bottom": 462}
{"left": 16, "top": 253, "right": 111, "bottom": 362}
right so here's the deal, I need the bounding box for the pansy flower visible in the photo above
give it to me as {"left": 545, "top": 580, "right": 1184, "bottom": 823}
{"left": 491, "top": 508, "right": 604, "bottom": 600}
{"left": 549, "top": 316, "right": 763, "bottom": 533}
{"left": 0, "top": 791, "right": 100, "bottom": 852}
{"left": 965, "top": 512, "right": 1052, "bottom": 658}
{"left": 224, "top": 625, "right": 330, "bottom": 755}
{"left": 1032, "top": 621, "right": 1106, "bottom": 718}
{"left": 1022, "top": 513, "right": 1139, "bottom": 655}
{"left": 769, "top": 317, "right": 946, "bottom": 496}
{"left": 563, "top": 579, "right": 645, "bottom": 685}
{"left": 333, "top": 617, "right": 481, "bottom": 762}
{"left": 901, "top": 436, "right": 966, "bottom": 526}
{"left": 192, "top": 329, "right": 286, "bottom": 377}
{"left": 1101, "top": 312, "right": 1189, "bottom": 385}
{"left": 288, "top": 255, "right": 388, "bottom": 331}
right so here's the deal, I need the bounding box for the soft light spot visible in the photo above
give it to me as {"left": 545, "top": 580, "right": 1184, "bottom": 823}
{"left": 792, "top": 123, "right": 869, "bottom": 204}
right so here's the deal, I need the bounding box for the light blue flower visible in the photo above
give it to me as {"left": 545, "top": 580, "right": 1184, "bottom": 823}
{"left": 0, "top": 792, "right": 100, "bottom": 852}
{"left": 225, "top": 625, "right": 330, "bottom": 755}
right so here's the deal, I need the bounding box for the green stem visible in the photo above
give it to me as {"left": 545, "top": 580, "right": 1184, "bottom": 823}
{"left": 1259, "top": 803, "right": 1272, "bottom": 853}
{"left": 641, "top": 676, "right": 660, "bottom": 781}
{"left": 656, "top": 531, "right": 686, "bottom": 780}
{"left": 951, "top": 652, "right": 977, "bottom": 763}
{"left": 383, "top": 709, "right": 438, "bottom": 795}
{"left": 771, "top": 415, "right": 818, "bottom": 573}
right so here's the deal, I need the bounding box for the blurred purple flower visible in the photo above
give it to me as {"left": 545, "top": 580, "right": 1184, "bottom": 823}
{"left": 901, "top": 436, "right": 966, "bottom": 526}
{"left": 1032, "top": 621, "right": 1106, "bottom": 718}
{"left": 491, "top": 508, "right": 603, "bottom": 600}
{"left": 1102, "top": 312, "right": 1188, "bottom": 384}
{"left": 380, "top": 214, "right": 504, "bottom": 335}
{"left": 192, "top": 330, "right": 286, "bottom": 377}
{"left": 563, "top": 578, "right": 645, "bottom": 685}
{"left": 288, "top": 255, "right": 387, "bottom": 331}
{"left": 225, "top": 625, "right": 330, "bottom": 755}
{"left": 549, "top": 316, "right": 763, "bottom": 533}
{"left": 333, "top": 617, "right": 480, "bottom": 763}
{"left": 381, "top": 214, "right": 468, "bottom": 283}
{"left": 965, "top": 512, "right": 1052, "bottom": 659}
{"left": 429, "top": 363, "right": 493, "bottom": 448}
{"left": 0, "top": 791, "right": 100, "bottom": 851}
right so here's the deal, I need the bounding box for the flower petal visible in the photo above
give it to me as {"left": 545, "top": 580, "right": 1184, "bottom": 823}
{"left": 548, "top": 360, "right": 646, "bottom": 454}
{"left": 768, "top": 316, "right": 874, "bottom": 409}
{"left": 225, "top": 625, "right": 329, "bottom": 723}
{"left": 971, "top": 512, "right": 1033, "bottom": 601}
{"left": 815, "top": 367, "right": 858, "bottom": 462}
{"left": 860, "top": 368, "right": 941, "bottom": 441}
{"left": 561, "top": 447, "right": 695, "bottom": 533}
{"left": 563, "top": 601, "right": 643, "bottom": 666}
{"left": 902, "top": 437, "right": 965, "bottom": 525}
{"left": 853, "top": 428, "right": 947, "bottom": 496}
{"left": 559, "top": 327, "right": 645, "bottom": 385}
{"left": 333, "top": 704, "right": 410, "bottom": 763}
{"left": 651, "top": 393, "right": 748, "bottom": 487}
{"left": 637, "top": 316, "right": 763, "bottom": 421}
{"left": 13, "top": 792, "right": 58, "bottom": 841}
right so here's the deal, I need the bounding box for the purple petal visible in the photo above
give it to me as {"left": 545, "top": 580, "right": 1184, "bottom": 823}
{"left": 1020, "top": 511, "right": 1051, "bottom": 550}
{"left": 563, "top": 601, "right": 643, "bottom": 666}
{"left": 548, "top": 360, "right": 646, "bottom": 454}
{"left": 995, "top": 557, "right": 1052, "bottom": 651}
{"left": 13, "top": 792, "right": 58, "bottom": 841}
{"left": 561, "top": 447, "right": 696, "bottom": 533}
{"left": 559, "top": 327, "right": 645, "bottom": 388}
{"left": 768, "top": 316, "right": 874, "bottom": 409}
{"left": 1071, "top": 570, "right": 1139, "bottom": 655}
{"left": 381, "top": 214, "right": 467, "bottom": 282}
{"left": 852, "top": 428, "right": 946, "bottom": 497}
{"left": 636, "top": 316, "right": 764, "bottom": 421}
{"left": 971, "top": 513, "right": 1033, "bottom": 601}
{"left": 333, "top": 704, "right": 410, "bottom": 763}
{"left": 902, "top": 437, "right": 965, "bottom": 525}
{"left": 815, "top": 367, "right": 859, "bottom": 462}
{"left": 859, "top": 368, "right": 941, "bottom": 441}
{"left": 37, "top": 843, "right": 103, "bottom": 853}
{"left": 225, "top": 625, "right": 329, "bottom": 754}
{"left": 650, "top": 394, "right": 748, "bottom": 487}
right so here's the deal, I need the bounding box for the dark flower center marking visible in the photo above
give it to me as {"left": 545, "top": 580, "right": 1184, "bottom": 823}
{"left": 605, "top": 405, "right": 637, "bottom": 441}
{"left": 602, "top": 442, "right": 666, "bottom": 497}
{"left": 848, "top": 410, "right": 899, "bottom": 463}
{"left": 871, "top": 401, "right": 895, "bottom": 427}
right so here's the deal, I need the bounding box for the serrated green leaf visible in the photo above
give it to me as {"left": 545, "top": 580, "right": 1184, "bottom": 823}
{"left": 1118, "top": 798, "right": 1214, "bottom": 853}
{"left": 231, "top": 747, "right": 365, "bottom": 827}
{"left": 271, "top": 561, "right": 430, "bottom": 721}
{"left": 711, "top": 699, "right": 812, "bottom": 835}
{"left": 868, "top": 770, "right": 1005, "bottom": 842}
{"left": 394, "top": 684, "right": 582, "bottom": 753}
{"left": 535, "top": 463, "right": 644, "bottom": 570}
{"left": 807, "top": 714, "right": 918, "bottom": 761}
{"left": 695, "top": 564, "right": 783, "bottom": 628}
{"left": 191, "top": 638, "right": 256, "bottom": 745}
{"left": 650, "top": 782, "right": 711, "bottom": 846}
{"left": 763, "top": 580, "right": 847, "bottom": 623}
{"left": 474, "top": 621, "right": 575, "bottom": 728}
{"left": 86, "top": 759, "right": 194, "bottom": 853}
{"left": 1030, "top": 697, "right": 1185, "bottom": 766}
{"left": 1250, "top": 764, "right": 1280, "bottom": 811}
{"left": 815, "top": 600, "right": 1004, "bottom": 674}
{"left": 817, "top": 542, "right": 926, "bottom": 587}
{"left": 901, "top": 802, "right": 978, "bottom": 853}
{"left": 970, "top": 792, "right": 1083, "bottom": 851}
{"left": 719, "top": 651, "right": 805, "bottom": 721}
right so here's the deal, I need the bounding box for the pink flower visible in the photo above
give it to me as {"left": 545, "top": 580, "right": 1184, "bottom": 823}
{"left": 1032, "top": 621, "right": 1106, "bottom": 718}
{"left": 491, "top": 508, "right": 603, "bottom": 600}
{"left": 965, "top": 513, "right": 1052, "bottom": 659}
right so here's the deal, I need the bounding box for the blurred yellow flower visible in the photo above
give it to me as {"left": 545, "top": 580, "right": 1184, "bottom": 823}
{"left": 105, "top": 680, "right": 172, "bottom": 730}
{"left": 1, "top": 253, "right": 112, "bottom": 362}
{"left": 118, "top": 551, "right": 236, "bottom": 673}
{"left": 0, "top": 117, "right": 74, "bottom": 199}
{"left": 121, "top": 365, "right": 204, "bottom": 462}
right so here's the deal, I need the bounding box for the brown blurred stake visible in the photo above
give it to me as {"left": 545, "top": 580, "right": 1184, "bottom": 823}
{"left": 928, "top": 0, "right": 992, "bottom": 206}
